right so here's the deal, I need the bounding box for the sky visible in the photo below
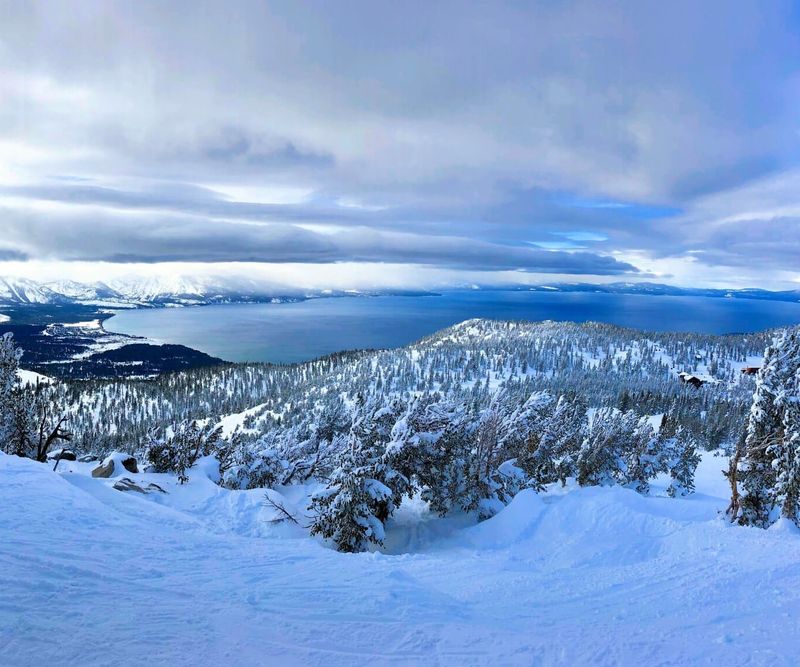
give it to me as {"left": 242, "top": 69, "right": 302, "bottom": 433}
{"left": 1, "top": 0, "right": 800, "bottom": 291}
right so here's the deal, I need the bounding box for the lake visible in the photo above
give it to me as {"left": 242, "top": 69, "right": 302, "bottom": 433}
{"left": 106, "top": 290, "right": 800, "bottom": 363}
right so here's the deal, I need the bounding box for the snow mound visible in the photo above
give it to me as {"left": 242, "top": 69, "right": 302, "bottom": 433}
{"left": 465, "top": 489, "right": 547, "bottom": 548}
{"left": 461, "top": 484, "right": 690, "bottom": 569}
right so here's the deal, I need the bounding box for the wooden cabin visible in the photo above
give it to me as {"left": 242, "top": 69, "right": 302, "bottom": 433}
{"left": 678, "top": 371, "right": 705, "bottom": 388}
{"left": 741, "top": 366, "right": 760, "bottom": 375}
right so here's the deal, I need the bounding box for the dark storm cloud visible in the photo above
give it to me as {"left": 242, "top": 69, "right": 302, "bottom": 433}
{"left": 2, "top": 1, "right": 800, "bottom": 283}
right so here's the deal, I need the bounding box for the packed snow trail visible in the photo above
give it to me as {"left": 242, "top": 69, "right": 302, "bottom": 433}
{"left": 2, "top": 453, "right": 800, "bottom": 666}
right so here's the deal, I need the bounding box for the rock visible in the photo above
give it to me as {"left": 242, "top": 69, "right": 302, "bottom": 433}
{"left": 47, "top": 449, "right": 77, "bottom": 461}
{"left": 91, "top": 460, "right": 114, "bottom": 478}
{"left": 113, "top": 478, "right": 147, "bottom": 493}
{"left": 112, "top": 478, "right": 167, "bottom": 494}
{"left": 78, "top": 454, "right": 98, "bottom": 463}
{"left": 91, "top": 453, "right": 138, "bottom": 478}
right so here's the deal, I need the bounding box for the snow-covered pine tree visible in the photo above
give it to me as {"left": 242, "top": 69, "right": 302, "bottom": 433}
{"left": 5, "top": 387, "right": 35, "bottom": 458}
{"left": 387, "top": 395, "right": 469, "bottom": 516}
{"left": 576, "top": 408, "right": 629, "bottom": 487}
{"left": 308, "top": 439, "right": 394, "bottom": 552}
{"left": 146, "top": 419, "right": 224, "bottom": 483}
{"left": 0, "top": 333, "right": 22, "bottom": 450}
{"left": 664, "top": 429, "right": 701, "bottom": 498}
{"left": 622, "top": 416, "right": 662, "bottom": 494}
{"left": 222, "top": 431, "right": 289, "bottom": 490}
{"left": 518, "top": 394, "right": 586, "bottom": 490}
{"left": 737, "top": 326, "right": 800, "bottom": 527}
{"left": 309, "top": 398, "right": 408, "bottom": 552}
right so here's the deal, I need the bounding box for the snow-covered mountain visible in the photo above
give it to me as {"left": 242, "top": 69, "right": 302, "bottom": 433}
{"left": 0, "top": 277, "right": 63, "bottom": 304}
{"left": 0, "top": 275, "right": 306, "bottom": 308}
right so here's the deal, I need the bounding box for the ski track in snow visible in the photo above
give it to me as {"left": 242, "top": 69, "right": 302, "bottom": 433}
{"left": 1, "top": 453, "right": 799, "bottom": 666}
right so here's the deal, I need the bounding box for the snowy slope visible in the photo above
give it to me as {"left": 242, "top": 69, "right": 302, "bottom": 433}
{"left": 2, "top": 451, "right": 800, "bottom": 666}
{"left": 0, "top": 277, "right": 60, "bottom": 304}
{"left": 16, "top": 369, "right": 52, "bottom": 386}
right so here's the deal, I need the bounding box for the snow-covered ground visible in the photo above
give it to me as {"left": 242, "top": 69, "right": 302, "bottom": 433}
{"left": 2, "top": 451, "right": 799, "bottom": 666}
{"left": 16, "top": 369, "right": 53, "bottom": 386}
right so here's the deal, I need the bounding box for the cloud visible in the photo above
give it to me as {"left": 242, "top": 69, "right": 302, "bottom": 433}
{"left": 1, "top": 1, "right": 799, "bottom": 287}
{"left": 0, "top": 204, "right": 637, "bottom": 274}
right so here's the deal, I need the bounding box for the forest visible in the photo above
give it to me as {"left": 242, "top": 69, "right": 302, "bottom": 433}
{"left": 2, "top": 319, "right": 798, "bottom": 552}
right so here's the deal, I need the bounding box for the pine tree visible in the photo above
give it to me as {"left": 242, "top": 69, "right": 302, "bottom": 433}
{"left": 623, "top": 415, "right": 661, "bottom": 494}
{"left": 736, "top": 327, "right": 800, "bottom": 526}
{"left": 518, "top": 395, "right": 586, "bottom": 489}
{"left": 665, "top": 429, "right": 701, "bottom": 497}
{"left": 146, "top": 420, "right": 224, "bottom": 483}
{"left": 309, "top": 398, "right": 408, "bottom": 552}
{"left": 387, "top": 395, "right": 467, "bottom": 516}
{"left": 0, "top": 333, "right": 22, "bottom": 450}
{"left": 576, "top": 409, "right": 629, "bottom": 487}
{"left": 6, "top": 388, "right": 36, "bottom": 458}
{"left": 309, "top": 442, "right": 393, "bottom": 552}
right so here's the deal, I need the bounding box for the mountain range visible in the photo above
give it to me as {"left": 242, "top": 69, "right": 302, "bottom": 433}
{"left": 1, "top": 275, "right": 799, "bottom": 309}
{"left": 0, "top": 276, "right": 317, "bottom": 308}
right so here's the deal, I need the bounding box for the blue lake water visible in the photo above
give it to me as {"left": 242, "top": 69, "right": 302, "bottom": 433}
{"left": 106, "top": 290, "right": 800, "bottom": 363}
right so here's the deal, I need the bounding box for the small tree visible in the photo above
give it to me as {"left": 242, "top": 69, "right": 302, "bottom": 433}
{"left": 518, "top": 395, "right": 586, "bottom": 490}
{"left": 665, "top": 430, "right": 701, "bottom": 498}
{"left": 309, "top": 398, "right": 408, "bottom": 552}
{"left": 576, "top": 409, "right": 630, "bottom": 487}
{"left": 0, "top": 335, "right": 71, "bottom": 462}
{"left": 223, "top": 432, "right": 289, "bottom": 490}
{"left": 623, "top": 416, "right": 662, "bottom": 495}
{"left": 146, "top": 420, "right": 224, "bottom": 483}
{"left": 309, "top": 442, "right": 394, "bottom": 552}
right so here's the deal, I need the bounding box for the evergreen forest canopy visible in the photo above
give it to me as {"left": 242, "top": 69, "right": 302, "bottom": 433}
{"left": 1, "top": 318, "right": 798, "bottom": 552}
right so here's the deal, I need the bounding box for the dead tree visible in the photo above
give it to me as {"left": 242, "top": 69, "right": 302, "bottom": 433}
{"left": 35, "top": 413, "right": 72, "bottom": 463}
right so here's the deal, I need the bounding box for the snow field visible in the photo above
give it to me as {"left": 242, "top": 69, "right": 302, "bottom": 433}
{"left": 1, "top": 451, "right": 799, "bottom": 666}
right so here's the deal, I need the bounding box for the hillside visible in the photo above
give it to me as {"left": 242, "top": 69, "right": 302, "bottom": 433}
{"left": 53, "top": 319, "right": 767, "bottom": 454}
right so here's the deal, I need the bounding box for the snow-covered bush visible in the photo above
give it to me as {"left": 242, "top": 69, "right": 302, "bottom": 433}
{"left": 387, "top": 395, "right": 469, "bottom": 516}
{"left": 386, "top": 394, "right": 508, "bottom": 519}
{"left": 575, "top": 409, "right": 632, "bottom": 487}
{"left": 222, "top": 432, "right": 291, "bottom": 490}
{"left": 145, "top": 420, "right": 225, "bottom": 483}
{"left": 309, "top": 401, "right": 408, "bottom": 552}
{"left": 576, "top": 409, "right": 661, "bottom": 492}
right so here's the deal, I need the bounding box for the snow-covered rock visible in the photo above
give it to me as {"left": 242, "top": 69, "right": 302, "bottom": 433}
{"left": 91, "top": 452, "right": 138, "bottom": 478}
